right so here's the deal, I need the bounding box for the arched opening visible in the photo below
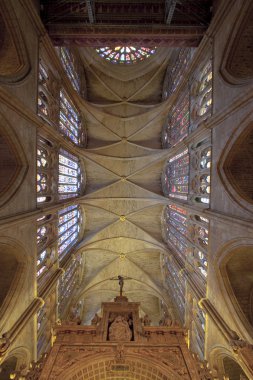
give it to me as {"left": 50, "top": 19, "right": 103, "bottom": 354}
{"left": 223, "top": 356, "right": 249, "bottom": 380}
{"left": 58, "top": 355, "right": 182, "bottom": 380}
{"left": 222, "top": 246, "right": 253, "bottom": 333}
{"left": 0, "top": 356, "right": 18, "bottom": 379}
{"left": 223, "top": 124, "right": 253, "bottom": 205}
{"left": 0, "top": 2, "right": 29, "bottom": 82}
{"left": 0, "top": 113, "right": 28, "bottom": 207}
{"left": 221, "top": 2, "right": 253, "bottom": 84}
{"left": 0, "top": 252, "right": 19, "bottom": 307}
{"left": 0, "top": 240, "right": 27, "bottom": 325}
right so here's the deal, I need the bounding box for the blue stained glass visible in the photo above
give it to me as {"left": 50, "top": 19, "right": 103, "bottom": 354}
{"left": 58, "top": 150, "right": 80, "bottom": 199}
{"left": 59, "top": 47, "right": 80, "bottom": 93}
{"left": 59, "top": 91, "right": 81, "bottom": 145}
{"left": 58, "top": 205, "right": 80, "bottom": 258}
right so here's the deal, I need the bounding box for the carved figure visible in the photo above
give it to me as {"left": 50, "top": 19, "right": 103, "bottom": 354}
{"left": 143, "top": 314, "right": 151, "bottom": 326}
{"left": 109, "top": 315, "right": 132, "bottom": 341}
{"left": 91, "top": 313, "right": 101, "bottom": 326}
{"left": 109, "top": 275, "right": 132, "bottom": 296}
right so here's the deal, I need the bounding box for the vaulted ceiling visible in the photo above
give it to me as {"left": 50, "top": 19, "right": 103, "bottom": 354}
{"left": 74, "top": 48, "right": 178, "bottom": 324}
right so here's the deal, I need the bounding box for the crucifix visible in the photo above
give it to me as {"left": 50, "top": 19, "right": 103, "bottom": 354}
{"left": 110, "top": 275, "right": 132, "bottom": 296}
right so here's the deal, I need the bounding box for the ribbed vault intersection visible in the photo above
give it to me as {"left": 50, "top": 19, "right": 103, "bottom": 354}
{"left": 73, "top": 48, "right": 178, "bottom": 324}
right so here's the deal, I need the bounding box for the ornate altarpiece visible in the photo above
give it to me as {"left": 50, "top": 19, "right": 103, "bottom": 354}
{"left": 38, "top": 296, "right": 212, "bottom": 380}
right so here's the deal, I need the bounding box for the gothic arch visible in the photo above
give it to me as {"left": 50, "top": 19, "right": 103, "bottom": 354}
{"left": 220, "top": 1, "right": 253, "bottom": 85}
{"left": 56, "top": 352, "right": 184, "bottom": 380}
{"left": 219, "top": 117, "right": 253, "bottom": 212}
{"left": 0, "top": 346, "right": 30, "bottom": 379}
{"left": 216, "top": 239, "right": 253, "bottom": 341}
{"left": 209, "top": 347, "right": 249, "bottom": 380}
{"left": 0, "top": 1, "right": 30, "bottom": 83}
{"left": 0, "top": 112, "right": 28, "bottom": 207}
{"left": 0, "top": 238, "right": 29, "bottom": 331}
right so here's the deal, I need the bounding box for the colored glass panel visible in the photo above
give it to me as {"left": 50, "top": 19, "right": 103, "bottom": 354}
{"left": 58, "top": 205, "right": 80, "bottom": 259}
{"left": 162, "top": 92, "right": 189, "bottom": 148}
{"left": 162, "top": 149, "right": 189, "bottom": 200}
{"left": 58, "top": 47, "right": 80, "bottom": 93}
{"left": 58, "top": 149, "right": 80, "bottom": 199}
{"left": 96, "top": 46, "right": 156, "bottom": 64}
{"left": 60, "top": 91, "right": 81, "bottom": 145}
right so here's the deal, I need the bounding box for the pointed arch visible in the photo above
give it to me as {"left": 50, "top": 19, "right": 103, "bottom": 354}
{"left": 220, "top": 1, "right": 253, "bottom": 85}
{"left": 0, "top": 112, "right": 28, "bottom": 207}
{"left": 0, "top": 1, "right": 30, "bottom": 83}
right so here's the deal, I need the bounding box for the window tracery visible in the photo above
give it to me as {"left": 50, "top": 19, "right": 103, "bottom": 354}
{"left": 162, "top": 48, "right": 194, "bottom": 99}
{"left": 190, "top": 139, "right": 211, "bottom": 205}
{"left": 37, "top": 214, "right": 56, "bottom": 280}
{"left": 38, "top": 59, "right": 60, "bottom": 126}
{"left": 59, "top": 90, "right": 86, "bottom": 146}
{"left": 164, "top": 256, "right": 186, "bottom": 319}
{"left": 37, "top": 294, "right": 56, "bottom": 357}
{"left": 58, "top": 47, "right": 81, "bottom": 93}
{"left": 162, "top": 149, "right": 189, "bottom": 201}
{"left": 96, "top": 46, "right": 156, "bottom": 64}
{"left": 58, "top": 256, "right": 81, "bottom": 318}
{"left": 162, "top": 205, "right": 188, "bottom": 258}
{"left": 58, "top": 205, "right": 81, "bottom": 260}
{"left": 162, "top": 92, "right": 189, "bottom": 148}
{"left": 37, "top": 137, "right": 55, "bottom": 204}
{"left": 162, "top": 207, "right": 209, "bottom": 280}
{"left": 190, "top": 60, "right": 212, "bottom": 132}
{"left": 58, "top": 149, "right": 82, "bottom": 200}
{"left": 188, "top": 215, "right": 209, "bottom": 279}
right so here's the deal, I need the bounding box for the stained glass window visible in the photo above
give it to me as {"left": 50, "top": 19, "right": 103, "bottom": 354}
{"left": 162, "top": 92, "right": 189, "bottom": 148}
{"left": 58, "top": 149, "right": 81, "bottom": 200}
{"left": 190, "top": 59, "right": 212, "bottom": 132}
{"left": 37, "top": 59, "right": 59, "bottom": 126}
{"left": 192, "top": 301, "right": 206, "bottom": 359}
{"left": 58, "top": 47, "right": 81, "bottom": 93}
{"left": 58, "top": 205, "right": 81, "bottom": 259}
{"left": 162, "top": 149, "right": 189, "bottom": 200}
{"left": 198, "top": 61, "right": 212, "bottom": 117}
{"left": 163, "top": 48, "right": 195, "bottom": 99}
{"left": 58, "top": 257, "right": 81, "bottom": 318}
{"left": 162, "top": 205, "right": 188, "bottom": 258}
{"left": 188, "top": 215, "right": 209, "bottom": 279}
{"left": 60, "top": 90, "right": 84, "bottom": 145}
{"left": 38, "top": 62, "right": 49, "bottom": 120}
{"left": 37, "top": 305, "right": 47, "bottom": 354}
{"left": 165, "top": 256, "right": 186, "bottom": 319}
{"left": 190, "top": 140, "right": 211, "bottom": 205}
{"left": 37, "top": 215, "right": 56, "bottom": 280}
{"left": 96, "top": 46, "right": 156, "bottom": 64}
{"left": 37, "top": 137, "right": 53, "bottom": 204}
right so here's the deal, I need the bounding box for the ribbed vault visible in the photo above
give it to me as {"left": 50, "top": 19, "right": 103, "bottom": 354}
{"left": 75, "top": 48, "right": 178, "bottom": 324}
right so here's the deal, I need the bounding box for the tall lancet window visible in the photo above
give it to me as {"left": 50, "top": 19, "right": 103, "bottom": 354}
{"left": 162, "top": 149, "right": 189, "bottom": 201}
{"left": 37, "top": 137, "right": 55, "bottom": 204}
{"left": 165, "top": 256, "right": 186, "bottom": 320}
{"left": 58, "top": 205, "right": 81, "bottom": 260}
{"left": 190, "top": 139, "right": 211, "bottom": 205}
{"left": 190, "top": 59, "right": 212, "bottom": 132}
{"left": 162, "top": 205, "right": 188, "bottom": 259}
{"left": 37, "top": 59, "right": 59, "bottom": 126}
{"left": 59, "top": 91, "right": 87, "bottom": 146}
{"left": 58, "top": 149, "right": 82, "bottom": 200}
{"left": 162, "top": 92, "right": 189, "bottom": 148}
{"left": 188, "top": 215, "right": 209, "bottom": 279}
{"left": 162, "top": 48, "right": 194, "bottom": 100}
{"left": 58, "top": 47, "right": 81, "bottom": 93}
{"left": 58, "top": 256, "right": 81, "bottom": 318}
{"left": 37, "top": 214, "right": 56, "bottom": 281}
